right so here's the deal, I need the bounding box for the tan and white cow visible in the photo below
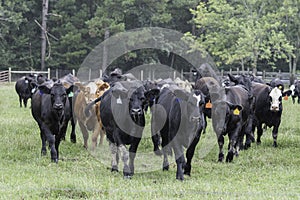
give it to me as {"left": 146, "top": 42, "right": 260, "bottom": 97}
{"left": 73, "top": 80, "right": 110, "bottom": 150}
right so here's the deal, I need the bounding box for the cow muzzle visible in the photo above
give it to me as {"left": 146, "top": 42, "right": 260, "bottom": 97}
{"left": 270, "top": 104, "right": 280, "bottom": 112}
{"left": 53, "top": 103, "right": 63, "bottom": 110}
{"left": 131, "top": 108, "right": 143, "bottom": 116}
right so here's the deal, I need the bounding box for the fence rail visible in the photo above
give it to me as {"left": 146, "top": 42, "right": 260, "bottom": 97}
{"left": 0, "top": 70, "right": 9, "bottom": 82}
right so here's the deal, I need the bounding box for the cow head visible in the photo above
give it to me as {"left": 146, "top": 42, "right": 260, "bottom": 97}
{"left": 39, "top": 82, "right": 73, "bottom": 118}
{"left": 269, "top": 87, "right": 282, "bottom": 112}
{"left": 129, "top": 86, "right": 146, "bottom": 117}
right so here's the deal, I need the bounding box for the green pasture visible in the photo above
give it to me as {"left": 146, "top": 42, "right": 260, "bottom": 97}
{"left": 0, "top": 83, "right": 299, "bottom": 199}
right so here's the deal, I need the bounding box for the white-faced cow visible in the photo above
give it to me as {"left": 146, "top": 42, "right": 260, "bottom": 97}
{"left": 151, "top": 85, "right": 205, "bottom": 180}
{"left": 31, "top": 81, "right": 74, "bottom": 162}
{"left": 251, "top": 82, "right": 288, "bottom": 147}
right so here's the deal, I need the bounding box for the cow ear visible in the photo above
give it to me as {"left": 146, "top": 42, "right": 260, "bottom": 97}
{"left": 283, "top": 90, "right": 292, "bottom": 97}
{"left": 228, "top": 74, "right": 237, "bottom": 84}
{"left": 100, "top": 82, "right": 110, "bottom": 90}
{"left": 66, "top": 85, "right": 77, "bottom": 95}
{"left": 38, "top": 85, "right": 51, "bottom": 94}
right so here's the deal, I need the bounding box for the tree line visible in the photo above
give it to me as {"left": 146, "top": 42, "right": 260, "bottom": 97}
{"left": 0, "top": 0, "right": 299, "bottom": 76}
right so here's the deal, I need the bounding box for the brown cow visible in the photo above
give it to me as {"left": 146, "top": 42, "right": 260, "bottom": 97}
{"left": 73, "top": 80, "right": 110, "bottom": 149}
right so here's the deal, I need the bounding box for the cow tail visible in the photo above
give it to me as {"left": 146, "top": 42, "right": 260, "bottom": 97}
{"left": 84, "top": 96, "right": 102, "bottom": 117}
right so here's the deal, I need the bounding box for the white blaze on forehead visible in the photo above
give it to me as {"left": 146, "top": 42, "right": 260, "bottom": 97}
{"left": 290, "top": 84, "right": 295, "bottom": 96}
{"left": 193, "top": 93, "right": 201, "bottom": 106}
{"left": 269, "top": 87, "right": 282, "bottom": 110}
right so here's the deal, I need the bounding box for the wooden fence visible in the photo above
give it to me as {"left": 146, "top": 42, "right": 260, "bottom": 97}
{"left": 0, "top": 68, "right": 76, "bottom": 83}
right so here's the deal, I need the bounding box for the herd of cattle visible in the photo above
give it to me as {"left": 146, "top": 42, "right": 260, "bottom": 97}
{"left": 14, "top": 67, "right": 298, "bottom": 180}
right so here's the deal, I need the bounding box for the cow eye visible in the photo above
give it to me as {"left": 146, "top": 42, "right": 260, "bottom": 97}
{"left": 279, "top": 96, "right": 282, "bottom": 101}
{"left": 140, "top": 97, "right": 145, "bottom": 101}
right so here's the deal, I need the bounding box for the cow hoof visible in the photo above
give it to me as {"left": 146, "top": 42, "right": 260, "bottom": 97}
{"left": 41, "top": 150, "right": 47, "bottom": 156}
{"left": 256, "top": 141, "right": 261, "bottom": 145}
{"left": 244, "top": 143, "right": 251, "bottom": 150}
{"left": 154, "top": 149, "right": 162, "bottom": 156}
{"left": 273, "top": 142, "right": 278, "bottom": 148}
{"left": 111, "top": 167, "right": 119, "bottom": 173}
{"left": 71, "top": 138, "right": 76, "bottom": 143}
{"left": 218, "top": 153, "right": 224, "bottom": 162}
{"left": 123, "top": 175, "right": 132, "bottom": 180}
{"left": 163, "top": 166, "right": 169, "bottom": 171}
{"left": 225, "top": 152, "right": 234, "bottom": 162}
{"left": 184, "top": 165, "right": 191, "bottom": 176}
{"left": 52, "top": 159, "right": 58, "bottom": 163}
{"left": 176, "top": 176, "right": 184, "bottom": 181}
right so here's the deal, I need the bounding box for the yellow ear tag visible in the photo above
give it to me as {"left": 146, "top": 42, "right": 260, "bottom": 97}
{"left": 233, "top": 108, "right": 240, "bottom": 115}
{"left": 278, "top": 85, "right": 282, "bottom": 89}
{"left": 205, "top": 100, "right": 212, "bottom": 109}
{"left": 284, "top": 95, "right": 288, "bottom": 100}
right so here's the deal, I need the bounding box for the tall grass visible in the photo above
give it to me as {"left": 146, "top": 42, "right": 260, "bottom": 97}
{"left": 0, "top": 83, "right": 299, "bottom": 199}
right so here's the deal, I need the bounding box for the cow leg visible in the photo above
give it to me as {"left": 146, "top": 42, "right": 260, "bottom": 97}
{"left": 40, "top": 131, "right": 47, "bottom": 156}
{"left": 272, "top": 123, "right": 280, "bottom": 147}
{"left": 227, "top": 123, "right": 242, "bottom": 162}
{"left": 173, "top": 145, "right": 185, "bottom": 181}
{"left": 184, "top": 130, "right": 201, "bottom": 176}
{"left": 218, "top": 135, "right": 224, "bottom": 162}
{"left": 91, "top": 124, "right": 100, "bottom": 151}
{"left": 55, "top": 134, "right": 62, "bottom": 161}
{"left": 151, "top": 133, "right": 162, "bottom": 156}
{"left": 128, "top": 138, "right": 141, "bottom": 177}
{"left": 109, "top": 142, "right": 119, "bottom": 172}
{"left": 119, "top": 144, "right": 131, "bottom": 178}
{"left": 23, "top": 98, "right": 28, "bottom": 108}
{"left": 18, "top": 96, "right": 22, "bottom": 107}
{"left": 78, "top": 121, "right": 89, "bottom": 149}
{"left": 70, "top": 117, "right": 76, "bottom": 143}
{"left": 256, "top": 123, "right": 263, "bottom": 145}
{"left": 203, "top": 115, "right": 208, "bottom": 134}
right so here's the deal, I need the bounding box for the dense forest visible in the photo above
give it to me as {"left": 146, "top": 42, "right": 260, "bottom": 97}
{"left": 0, "top": 0, "right": 299, "bottom": 74}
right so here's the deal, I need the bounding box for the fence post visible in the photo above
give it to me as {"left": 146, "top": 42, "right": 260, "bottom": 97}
{"left": 72, "top": 69, "right": 75, "bottom": 76}
{"left": 8, "top": 67, "right": 11, "bottom": 83}
{"left": 47, "top": 68, "right": 50, "bottom": 79}
{"left": 263, "top": 70, "right": 266, "bottom": 80}
{"left": 229, "top": 68, "right": 232, "bottom": 74}
{"left": 141, "top": 70, "right": 143, "bottom": 81}
{"left": 89, "top": 68, "right": 91, "bottom": 81}
{"left": 56, "top": 69, "right": 58, "bottom": 79}
{"left": 100, "top": 69, "right": 102, "bottom": 78}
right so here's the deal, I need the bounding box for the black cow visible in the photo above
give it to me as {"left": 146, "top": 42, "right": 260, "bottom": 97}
{"left": 31, "top": 81, "right": 74, "bottom": 162}
{"left": 251, "top": 82, "right": 288, "bottom": 147}
{"left": 211, "top": 85, "right": 253, "bottom": 162}
{"left": 288, "top": 80, "right": 300, "bottom": 104}
{"left": 85, "top": 80, "right": 158, "bottom": 178}
{"left": 15, "top": 76, "right": 36, "bottom": 108}
{"left": 15, "top": 74, "right": 49, "bottom": 108}
{"left": 193, "top": 77, "right": 220, "bottom": 134}
{"left": 151, "top": 85, "right": 205, "bottom": 180}
{"left": 59, "top": 73, "right": 79, "bottom": 143}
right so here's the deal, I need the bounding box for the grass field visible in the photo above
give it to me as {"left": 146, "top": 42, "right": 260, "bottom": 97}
{"left": 0, "top": 83, "right": 300, "bottom": 199}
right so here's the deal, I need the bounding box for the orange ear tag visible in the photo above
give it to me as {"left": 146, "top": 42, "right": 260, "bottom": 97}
{"left": 205, "top": 100, "right": 212, "bottom": 109}
{"left": 233, "top": 108, "right": 240, "bottom": 115}
{"left": 284, "top": 95, "right": 288, "bottom": 100}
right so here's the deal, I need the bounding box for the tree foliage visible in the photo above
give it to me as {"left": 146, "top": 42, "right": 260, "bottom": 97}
{"left": 189, "top": 0, "right": 295, "bottom": 73}
{"left": 0, "top": 0, "right": 299, "bottom": 73}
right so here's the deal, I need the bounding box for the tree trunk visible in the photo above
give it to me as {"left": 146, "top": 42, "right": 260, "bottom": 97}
{"left": 102, "top": 28, "right": 110, "bottom": 73}
{"left": 41, "top": 0, "right": 49, "bottom": 71}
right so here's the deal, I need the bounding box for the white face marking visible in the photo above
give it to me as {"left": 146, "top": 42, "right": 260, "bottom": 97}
{"left": 290, "top": 85, "right": 295, "bottom": 96}
{"left": 269, "top": 87, "right": 282, "bottom": 111}
{"left": 193, "top": 93, "right": 201, "bottom": 107}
